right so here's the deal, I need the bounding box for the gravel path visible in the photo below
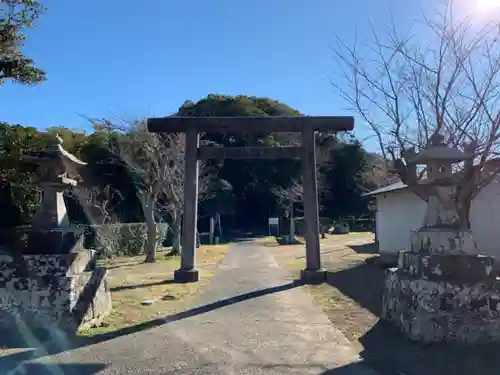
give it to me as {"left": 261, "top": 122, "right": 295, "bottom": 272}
{"left": 5, "top": 241, "right": 378, "bottom": 375}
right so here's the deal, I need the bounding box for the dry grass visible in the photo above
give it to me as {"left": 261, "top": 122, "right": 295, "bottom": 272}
{"left": 79, "top": 244, "right": 230, "bottom": 337}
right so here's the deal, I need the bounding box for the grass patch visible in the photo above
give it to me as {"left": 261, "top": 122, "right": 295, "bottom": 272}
{"left": 79, "top": 244, "right": 230, "bottom": 337}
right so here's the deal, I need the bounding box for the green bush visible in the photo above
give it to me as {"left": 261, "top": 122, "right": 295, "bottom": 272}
{"left": 80, "top": 223, "right": 169, "bottom": 258}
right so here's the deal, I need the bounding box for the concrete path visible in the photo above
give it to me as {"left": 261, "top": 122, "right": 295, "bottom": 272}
{"left": 6, "top": 241, "right": 378, "bottom": 375}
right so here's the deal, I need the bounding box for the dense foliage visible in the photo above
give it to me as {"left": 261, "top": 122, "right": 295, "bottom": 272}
{"left": 0, "top": 95, "right": 384, "bottom": 233}
{"left": 0, "top": 0, "right": 46, "bottom": 84}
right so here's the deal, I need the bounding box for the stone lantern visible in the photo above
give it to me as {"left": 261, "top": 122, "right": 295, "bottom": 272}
{"left": 404, "top": 133, "right": 478, "bottom": 253}
{"left": 20, "top": 134, "right": 87, "bottom": 254}
{"left": 382, "top": 133, "right": 500, "bottom": 344}
{"left": 0, "top": 134, "right": 112, "bottom": 335}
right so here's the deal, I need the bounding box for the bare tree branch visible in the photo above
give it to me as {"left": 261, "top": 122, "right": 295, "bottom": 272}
{"left": 90, "top": 117, "right": 209, "bottom": 261}
{"left": 72, "top": 185, "right": 122, "bottom": 225}
{"left": 332, "top": 0, "right": 500, "bottom": 223}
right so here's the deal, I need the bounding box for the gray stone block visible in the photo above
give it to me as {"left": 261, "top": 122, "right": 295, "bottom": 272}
{"left": 0, "top": 253, "right": 111, "bottom": 334}
{"left": 301, "top": 268, "right": 327, "bottom": 284}
{"left": 398, "top": 251, "right": 497, "bottom": 284}
{"left": 411, "top": 228, "right": 479, "bottom": 255}
{"left": 382, "top": 268, "right": 500, "bottom": 344}
{"left": 174, "top": 268, "right": 200, "bottom": 283}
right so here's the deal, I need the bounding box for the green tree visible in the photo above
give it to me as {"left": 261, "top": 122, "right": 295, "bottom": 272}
{"left": 319, "top": 136, "right": 376, "bottom": 219}
{"left": 0, "top": 122, "right": 48, "bottom": 226}
{"left": 177, "top": 95, "right": 303, "bottom": 230}
{"left": 1, "top": 0, "right": 45, "bottom": 84}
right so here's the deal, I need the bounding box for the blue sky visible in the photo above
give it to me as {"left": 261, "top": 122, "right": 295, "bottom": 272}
{"left": 0, "top": 0, "right": 488, "bottom": 145}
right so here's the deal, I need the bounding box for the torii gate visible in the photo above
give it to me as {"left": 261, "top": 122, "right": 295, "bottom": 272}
{"left": 147, "top": 116, "right": 354, "bottom": 284}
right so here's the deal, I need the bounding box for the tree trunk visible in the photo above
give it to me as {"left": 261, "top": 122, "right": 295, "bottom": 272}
{"left": 144, "top": 202, "right": 157, "bottom": 263}
{"left": 289, "top": 202, "right": 295, "bottom": 238}
{"left": 171, "top": 217, "right": 182, "bottom": 255}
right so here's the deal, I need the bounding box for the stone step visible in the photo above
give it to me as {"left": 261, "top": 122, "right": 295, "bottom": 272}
{"left": 0, "top": 250, "right": 97, "bottom": 279}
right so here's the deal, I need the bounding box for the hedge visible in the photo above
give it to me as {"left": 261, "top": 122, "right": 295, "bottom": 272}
{"left": 80, "top": 223, "right": 169, "bottom": 258}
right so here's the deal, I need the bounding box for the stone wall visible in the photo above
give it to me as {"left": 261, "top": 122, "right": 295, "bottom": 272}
{"left": 383, "top": 250, "right": 500, "bottom": 344}
{"left": 0, "top": 250, "right": 111, "bottom": 333}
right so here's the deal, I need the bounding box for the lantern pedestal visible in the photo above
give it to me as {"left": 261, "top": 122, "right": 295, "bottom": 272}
{"left": 0, "top": 135, "right": 112, "bottom": 340}
{"left": 383, "top": 247, "right": 500, "bottom": 343}
{"left": 410, "top": 227, "right": 479, "bottom": 255}
{"left": 382, "top": 134, "right": 500, "bottom": 344}
{"left": 0, "top": 249, "right": 112, "bottom": 337}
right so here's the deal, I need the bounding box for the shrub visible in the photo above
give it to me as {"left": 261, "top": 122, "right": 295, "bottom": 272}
{"left": 80, "top": 223, "right": 169, "bottom": 258}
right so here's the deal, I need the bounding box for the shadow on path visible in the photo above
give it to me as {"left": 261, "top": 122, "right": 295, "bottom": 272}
{"left": 320, "top": 361, "right": 376, "bottom": 374}
{"left": 110, "top": 279, "right": 179, "bottom": 292}
{"left": 0, "top": 280, "right": 304, "bottom": 371}
{"left": 4, "top": 362, "right": 107, "bottom": 375}
{"left": 360, "top": 319, "right": 500, "bottom": 375}
{"left": 93, "top": 279, "right": 304, "bottom": 343}
{"left": 326, "top": 263, "right": 384, "bottom": 317}
{"left": 347, "top": 243, "right": 378, "bottom": 254}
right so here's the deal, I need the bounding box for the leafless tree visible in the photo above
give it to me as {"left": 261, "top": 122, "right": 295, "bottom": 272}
{"left": 272, "top": 181, "right": 303, "bottom": 204}
{"left": 272, "top": 181, "right": 303, "bottom": 239}
{"left": 332, "top": 0, "right": 500, "bottom": 227}
{"left": 92, "top": 118, "right": 208, "bottom": 263}
{"left": 71, "top": 185, "right": 122, "bottom": 225}
{"left": 271, "top": 136, "right": 341, "bottom": 230}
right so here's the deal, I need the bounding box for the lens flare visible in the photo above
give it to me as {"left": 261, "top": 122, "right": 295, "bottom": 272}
{"left": 476, "top": 0, "right": 500, "bottom": 11}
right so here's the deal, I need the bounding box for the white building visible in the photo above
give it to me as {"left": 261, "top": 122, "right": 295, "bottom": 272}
{"left": 365, "top": 180, "right": 500, "bottom": 258}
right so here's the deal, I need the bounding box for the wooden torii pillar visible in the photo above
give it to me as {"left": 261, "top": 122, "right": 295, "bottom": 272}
{"left": 147, "top": 116, "right": 354, "bottom": 284}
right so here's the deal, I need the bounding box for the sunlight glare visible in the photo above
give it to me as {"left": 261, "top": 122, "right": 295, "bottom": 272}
{"left": 475, "top": 0, "right": 500, "bottom": 12}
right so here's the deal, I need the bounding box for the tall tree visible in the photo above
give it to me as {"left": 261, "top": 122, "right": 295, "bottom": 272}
{"left": 93, "top": 118, "right": 211, "bottom": 262}
{"left": 177, "top": 94, "right": 303, "bottom": 230}
{"left": 0, "top": 122, "right": 48, "bottom": 226}
{"left": 332, "top": 1, "right": 500, "bottom": 228}
{"left": 319, "top": 137, "right": 376, "bottom": 219}
{"left": 1, "top": 0, "right": 45, "bottom": 84}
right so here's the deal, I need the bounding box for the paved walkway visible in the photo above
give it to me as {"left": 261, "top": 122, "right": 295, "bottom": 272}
{"left": 7, "top": 241, "right": 378, "bottom": 375}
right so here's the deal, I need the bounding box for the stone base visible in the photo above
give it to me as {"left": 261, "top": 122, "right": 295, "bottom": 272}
{"left": 398, "top": 251, "right": 496, "bottom": 284}
{"left": 174, "top": 268, "right": 200, "bottom": 283}
{"left": 411, "top": 227, "right": 478, "bottom": 255}
{"left": 0, "top": 251, "right": 112, "bottom": 335}
{"left": 301, "top": 268, "right": 327, "bottom": 284}
{"left": 382, "top": 267, "right": 500, "bottom": 344}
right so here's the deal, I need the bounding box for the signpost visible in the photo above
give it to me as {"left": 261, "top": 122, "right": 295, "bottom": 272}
{"left": 268, "top": 217, "right": 279, "bottom": 237}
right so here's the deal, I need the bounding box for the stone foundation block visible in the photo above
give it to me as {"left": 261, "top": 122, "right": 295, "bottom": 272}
{"left": 382, "top": 268, "right": 500, "bottom": 344}
{"left": 398, "top": 251, "right": 497, "bottom": 284}
{"left": 0, "top": 251, "right": 111, "bottom": 334}
{"left": 0, "top": 250, "right": 97, "bottom": 280}
{"left": 174, "top": 268, "right": 200, "bottom": 283}
{"left": 0, "top": 267, "right": 111, "bottom": 332}
{"left": 301, "top": 268, "right": 327, "bottom": 284}
{"left": 411, "top": 228, "right": 479, "bottom": 255}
